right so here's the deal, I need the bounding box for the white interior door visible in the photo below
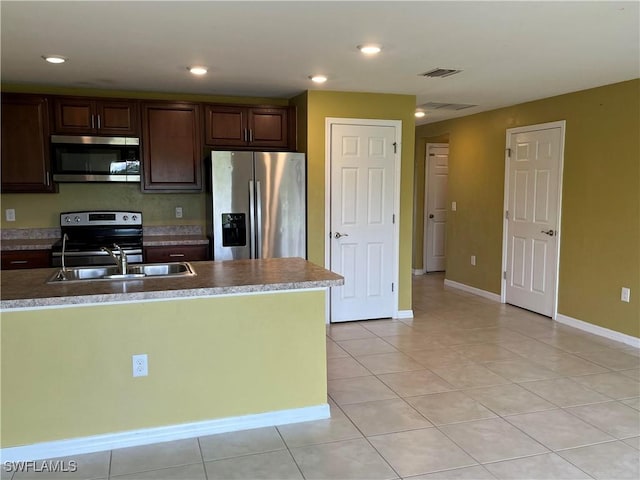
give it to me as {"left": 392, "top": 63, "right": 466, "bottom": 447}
{"left": 504, "top": 123, "right": 564, "bottom": 317}
{"left": 330, "top": 123, "right": 396, "bottom": 322}
{"left": 425, "top": 144, "right": 449, "bottom": 272}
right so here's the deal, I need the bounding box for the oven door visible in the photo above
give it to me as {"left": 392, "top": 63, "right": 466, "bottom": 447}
{"left": 52, "top": 136, "right": 140, "bottom": 183}
{"left": 51, "top": 249, "right": 143, "bottom": 267}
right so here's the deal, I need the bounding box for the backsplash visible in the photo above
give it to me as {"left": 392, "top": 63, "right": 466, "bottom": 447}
{"left": 1, "top": 183, "right": 205, "bottom": 229}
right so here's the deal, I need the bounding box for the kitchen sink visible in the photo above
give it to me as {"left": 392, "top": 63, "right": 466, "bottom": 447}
{"left": 48, "top": 262, "right": 196, "bottom": 283}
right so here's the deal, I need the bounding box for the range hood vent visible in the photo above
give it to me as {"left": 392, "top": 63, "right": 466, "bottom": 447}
{"left": 420, "top": 68, "right": 462, "bottom": 78}
{"left": 421, "top": 102, "right": 477, "bottom": 111}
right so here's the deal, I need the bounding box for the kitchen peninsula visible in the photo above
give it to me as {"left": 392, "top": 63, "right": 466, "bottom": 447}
{"left": 1, "top": 258, "right": 342, "bottom": 460}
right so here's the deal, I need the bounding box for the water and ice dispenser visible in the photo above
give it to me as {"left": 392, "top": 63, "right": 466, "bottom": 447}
{"left": 221, "top": 213, "right": 246, "bottom": 247}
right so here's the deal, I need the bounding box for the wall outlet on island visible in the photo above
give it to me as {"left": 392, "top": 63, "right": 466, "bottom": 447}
{"left": 471, "top": 255, "right": 476, "bottom": 266}
{"left": 175, "top": 207, "right": 183, "bottom": 219}
{"left": 132, "top": 354, "right": 148, "bottom": 377}
{"left": 621, "top": 287, "right": 630, "bottom": 303}
{"left": 5, "top": 208, "right": 16, "bottom": 222}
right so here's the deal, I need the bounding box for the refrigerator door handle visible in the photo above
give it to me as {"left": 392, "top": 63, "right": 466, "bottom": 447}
{"left": 249, "top": 180, "right": 256, "bottom": 259}
{"left": 256, "top": 180, "right": 263, "bottom": 259}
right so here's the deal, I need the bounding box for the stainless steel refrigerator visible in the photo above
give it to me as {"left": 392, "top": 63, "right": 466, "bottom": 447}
{"left": 207, "top": 151, "right": 306, "bottom": 261}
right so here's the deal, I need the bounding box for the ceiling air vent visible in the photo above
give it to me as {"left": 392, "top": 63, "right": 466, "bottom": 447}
{"left": 421, "top": 102, "right": 477, "bottom": 111}
{"left": 420, "top": 68, "right": 462, "bottom": 78}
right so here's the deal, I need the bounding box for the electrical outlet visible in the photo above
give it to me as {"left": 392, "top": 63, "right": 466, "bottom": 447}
{"left": 175, "top": 207, "right": 183, "bottom": 219}
{"left": 471, "top": 255, "right": 476, "bottom": 266}
{"left": 132, "top": 354, "right": 148, "bottom": 377}
{"left": 621, "top": 287, "right": 631, "bottom": 303}
{"left": 5, "top": 209, "right": 16, "bottom": 222}
{"left": 451, "top": 201, "right": 457, "bottom": 211}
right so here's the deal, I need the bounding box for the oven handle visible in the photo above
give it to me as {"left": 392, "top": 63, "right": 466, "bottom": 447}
{"left": 52, "top": 249, "right": 143, "bottom": 257}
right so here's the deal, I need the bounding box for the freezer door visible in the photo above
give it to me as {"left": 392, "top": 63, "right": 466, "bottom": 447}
{"left": 211, "top": 151, "right": 255, "bottom": 260}
{"left": 254, "top": 152, "right": 306, "bottom": 259}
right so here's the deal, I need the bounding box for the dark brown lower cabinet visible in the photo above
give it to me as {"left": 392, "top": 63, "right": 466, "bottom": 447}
{"left": 1, "top": 250, "right": 51, "bottom": 270}
{"left": 144, "top": 245, "right": 209, "bottom": 263}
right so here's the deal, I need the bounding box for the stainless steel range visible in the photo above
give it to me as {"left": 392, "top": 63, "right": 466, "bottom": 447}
{"left": 51, "top": 211, "right": 143, "bottom": 267}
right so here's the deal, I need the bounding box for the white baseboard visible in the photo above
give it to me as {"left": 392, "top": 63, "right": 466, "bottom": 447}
{"left": 556, "top": 314, "right": 640, "bottom": 348}
{"left": 412, "top": 268, "right": 426, "bottom": 275}
{"left": 444, "top": 279, "right": 501, "bottom": 303}
{"left": 395, "top": 309, "right": 414, "bottom": 319}
{"left": 1, "top": 404, "right": 330, "bottom": 462}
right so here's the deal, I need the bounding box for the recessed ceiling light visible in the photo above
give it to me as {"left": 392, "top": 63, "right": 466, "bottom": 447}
{"left": 358, "top": 44, "right": 382, "bottom": 55}
{"left": 42, "top": 55, "right": 67, "bottom": 64}
{"left": 309, "top": 75, "right": 328, "bottom": 84}
{"left": 415, "top": 111, "right": 426, "bottom": 118}
{"left": 188, "top": 66, "right": 208, "bottom": 75}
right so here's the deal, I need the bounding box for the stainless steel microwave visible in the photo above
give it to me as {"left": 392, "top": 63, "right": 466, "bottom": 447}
{"left": 51, "top": 135, "right": 140, "bottom": 183}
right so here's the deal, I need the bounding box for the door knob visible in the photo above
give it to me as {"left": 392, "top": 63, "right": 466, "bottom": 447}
{"left": 334, "top": 232, "right": 349, "bottom": 239}
{"left": 429, "top": 214, "right": 434, "bottom": 219}
{"left": 541, "top": 229, "right": 555, "bottom": 236}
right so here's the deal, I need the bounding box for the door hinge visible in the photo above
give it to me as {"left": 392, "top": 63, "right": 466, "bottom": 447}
{"left": 506, "top": 148, "right": 512, "bottom": 158}
{"left": 503, "top": 271, "right": 507, "bottom": 280}
{"left": 505, "top": 210, "right": 509, "bottom": 220}
{"left": 392, "top": 214, "right": 396, "bottom": 224}
{"left": 392, "top": 142, "right": 398, "bottom": 154}
{"left": 392, "top": 283, "right": 395, "bottom": 292}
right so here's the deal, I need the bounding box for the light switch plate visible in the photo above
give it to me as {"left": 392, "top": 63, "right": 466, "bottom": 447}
{"left": 5, "top": 209, "right": 15, "bottom": 222}
{"left": 451, "top": 201, "right": 457, "bottom": 211}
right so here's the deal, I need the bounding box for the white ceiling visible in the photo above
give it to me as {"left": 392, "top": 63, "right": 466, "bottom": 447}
{"left": 1, "top": 1, "right": 638, "bottom": 124}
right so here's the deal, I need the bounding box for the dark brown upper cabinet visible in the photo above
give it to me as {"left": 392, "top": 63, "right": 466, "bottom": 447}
{"left": 53, "top": 97, "right": 139, "bottom": 136}
{"left": 204, "top": 105, "right": 295, "bottom": 150}
{"left": 1, "top": 93, "right": 56, "bottom": 193}
{"left": 141, "top": 102, "right": 202, "bottom": 192}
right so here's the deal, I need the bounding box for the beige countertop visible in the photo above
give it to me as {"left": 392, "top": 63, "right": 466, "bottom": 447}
{"left": 143, "top": 235, "right": 209, "bottom": 247}
{"left": 1, "top": 238, "right": 58, "bottom": 251}
{"left": 0, "top": 258, "right": 343, "bottom": 310}
{"left": 0, "top": 227, "right": 209, "bottom": 251}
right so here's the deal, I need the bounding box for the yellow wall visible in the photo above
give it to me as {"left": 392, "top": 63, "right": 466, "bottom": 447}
{"left": 301, "top": 91, "right": 416, "bottom": 311}
{"left": 1, "top": 184, "right": 204, "bottom": 228}
{"left": 414, "top": 79, "right": 640, "bottom": 337}
{"left": 1, "top": 291, "right": 327, "bottom": 447}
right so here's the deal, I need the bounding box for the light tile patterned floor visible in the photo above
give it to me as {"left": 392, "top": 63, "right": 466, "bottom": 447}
{"left": 5, "top": 274, "right": 639, "bottom": 479}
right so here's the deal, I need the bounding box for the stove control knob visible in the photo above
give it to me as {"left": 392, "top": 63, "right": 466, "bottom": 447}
{"left": 132, "top": 215, "right": 138, "bottom": 221}
{"left": 65, "top": 216, "right": 71, "bottom": 223}
{"left": 123, "top": 215, "right": 129, "bottom": 221}
{"left": 74, "top": 216, "right": 81, "bottom": 223}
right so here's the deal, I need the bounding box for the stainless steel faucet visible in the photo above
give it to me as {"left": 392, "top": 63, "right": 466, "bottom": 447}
{"left": 55, "top": 233, "right": 70, "bottom": 281}
{"left": 101, "top": 244, "right": 128, "bottom": 275}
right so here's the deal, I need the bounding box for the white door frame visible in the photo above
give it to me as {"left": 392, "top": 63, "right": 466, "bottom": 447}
{"left": 423, "top": 143, "right": 449, "bottom": 274}
{"left": 325, "top": 117, "right": 402, "bottom": 322}
{"left": 501, "top": 120, "right": 566, "bottom": 320}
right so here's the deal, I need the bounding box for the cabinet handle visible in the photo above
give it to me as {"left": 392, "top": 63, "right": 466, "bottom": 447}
{"left": 91, "top": 114, "right": 95, "bottom": 129}
{"left": 97, "top": 115, "right": 101, "bottom": 129}
{"left": 169, "top": 253, "right": 185, "bottom": 258}
{"left": 45, "top": 171, "right": 51, "bottom": 186}
{"left": 10, "top": 260, "right": 28, "bottom": 265}
{"left": 243, "top": 128, "right": 248, "bottom": 142}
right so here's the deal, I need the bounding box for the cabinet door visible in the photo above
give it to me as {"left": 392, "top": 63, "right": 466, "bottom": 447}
{"left": 144, "top": 245, "right": 208, "bottom": 263}
{"left": 1, "top": 94, "right": 55, "bottom": 193}
{"left": 96, "top": 101, "right": 139, "bottom": 135}
{"left": 204, "top": 105, "right": 247, "bottom": 147}
{"left": 248, "top": 107, "right": 290, "bottom": 149}
{"left": 1, "top": 250, "right": 51, "bottom": 269}
{"left": 53, "top": 97, "right": 96, "bottom": 134}
{"left": 142, "top": 102, "right": 202, "bottom": 191}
